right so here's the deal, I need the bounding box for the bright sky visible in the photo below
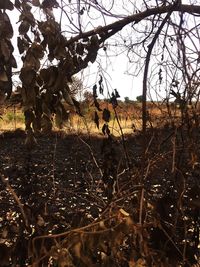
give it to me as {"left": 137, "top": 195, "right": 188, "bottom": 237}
{"left": 9, "top": 0, "right": 200, "bottom": 101}
{"left": 79, "top": 54, "right": 143, "bottom": 100}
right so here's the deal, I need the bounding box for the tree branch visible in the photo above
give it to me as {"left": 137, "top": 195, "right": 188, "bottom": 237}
{"left": 65, "top": 4, "right": 200, "bottom": 45}
{"left": 142, "top": 4, "right": 177, "bottom": 133}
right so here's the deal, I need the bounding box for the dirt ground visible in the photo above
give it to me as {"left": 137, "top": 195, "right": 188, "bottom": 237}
{"left": 0, "top": 128, "right": 199, "bottom": 266}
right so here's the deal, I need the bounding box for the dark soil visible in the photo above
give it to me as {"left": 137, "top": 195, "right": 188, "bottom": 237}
{"left": 0, "top": 128, "right": 199, "bottom": 266}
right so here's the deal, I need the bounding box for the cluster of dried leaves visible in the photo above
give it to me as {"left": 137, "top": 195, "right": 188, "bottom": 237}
{"left": 29, "top": 207, "right": 150, "bottom": 267}
{"left": 0, "top": 0, "right": 103, "bottom": 145}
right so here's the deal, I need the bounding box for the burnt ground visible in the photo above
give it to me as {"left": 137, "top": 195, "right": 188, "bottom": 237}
{"left": 0, "top": 128, "right": 199, "bottom": 266}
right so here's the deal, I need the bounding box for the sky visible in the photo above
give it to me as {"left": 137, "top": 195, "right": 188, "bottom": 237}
{"left": 9, "top": 0, "right": 200, "bottom": 102}
{"left": 79, "top": 54, "right": 143, "bottom": 101}
{"left": 9, "top": 0, "right": 144, "bottom": 101}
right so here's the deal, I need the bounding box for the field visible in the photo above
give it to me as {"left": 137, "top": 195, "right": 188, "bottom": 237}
{"left": 0, "top": 101, "right": 179, "bottom": 134}
{"left": 0, "top": 102, "right": 199, "bottom": 266}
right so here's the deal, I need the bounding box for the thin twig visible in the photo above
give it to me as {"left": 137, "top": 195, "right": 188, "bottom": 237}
{"left": 77, "top": 135, "right": 103, "bottom": 177}
{"left": 1, "top": 175, "right": 30, "bottom": 230}
{"left": 52, "top": 132, "right": 58, "bottom": 196}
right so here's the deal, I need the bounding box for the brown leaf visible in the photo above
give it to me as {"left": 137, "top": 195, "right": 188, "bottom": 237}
{"left": 40, "top": 66, "right": 57, "bottom": 87}
{"left": 37, "top": 215, "right": 45, "bottom": 226}
{"left": 19, "top": 20, "right": 30, "bottom": 35}
{"left": 73, "top": 242, "right": 81, "bottom": 259}
{"left": 1, "top": 39, "right": 10, "bottom": 61}
{"left": 32, "top": 0, "right": 41, "bottom": 7}
{"left": 0, "top": 76, "right": 12, "bottom": 98}
{"left": 10, "top": 55, "right": 17, "bottom": 68}
{"left": 42, "top": 0, "right": 59, "bottom": 9}
{"left": 20, "top": 68, "right": 36, "bottom": 86}
{"left": 23, "top": 53, "right": 40, "bottom": 71}
{"left": 0, "top": 13, "right": 13, "bottom": 38}
{"left": 24, "top": 109, "right": 35, "bottom": 129}
{"left": 93, "top": 84, "right": 97, "bottom": 98}
{"left": 31, "top": 42, "right": 44, "bottom": 59}
{"left": 17, "top": 37, "right": 29, "bottom": 54}
{"left": 102, "top": 108, "right": 110, "bottom": 122}
{"left": 76, "top": 42, "right": 84, "bottom": 56}
{"left": 19, "top": 86, "right": 36, "bottom": 110}
{"left": 94, "top": 98, "right": 102, "bottom": 111}
{"left": 0, "top": 0, "right": 14, "bottom": 10}
{"left": 0, "top": 70, "right": 8, "bottom": 82}
{"left": 94, "top": 111, "right": 99, "bottom": 129}
{"left": 14, "top": 0, "right": 21, "bottom": 9}
{"left": 102, "top": 123, "right": 110, "bottom": 136}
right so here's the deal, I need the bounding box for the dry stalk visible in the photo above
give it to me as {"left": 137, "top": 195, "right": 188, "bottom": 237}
{"left": 139, "top": 160, "right": 151, "bottom": 225}
{"left": 77, "top": 135, "right": 103, "bottom": 177}
{"left": 52, "top": 132, "right": 58, "bottom": 196}
{"left": 1, "top": 175, "right": 30, "bottom": 230}
{"left": 171, "top": 128, "right": 177, "bottom": 173}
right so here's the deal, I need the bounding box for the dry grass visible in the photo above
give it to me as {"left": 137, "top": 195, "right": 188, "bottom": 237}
{"left": 0, "top": 104, "right": 173, "bottom": 135}
{"left": 65, "top": 115, "right": 142, "bottom": 136}
{"left": 0, "top": 107, "right": 25, "bottom": 131}
{"left": 0, "top": 107, "right": 141, "bottom": 135}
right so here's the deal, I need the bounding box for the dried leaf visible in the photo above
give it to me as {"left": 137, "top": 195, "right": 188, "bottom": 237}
{"left": 102, "top": 123, "right": 110, "bottom": 136}
{"left": 19, "top": 20, "right": 30, "bottom": 35}
{"left": 114, "top": 89, "right": 120, "bottom": 98}
{"left": 110, "top": 92, "right": 118, "bottom": 108}
{"left": 99, "top": 84, "right": 103, "bottom": 94}
{"left": 1, "top": 40, "right": 10, "bottom": 61}
{"left": 32, "top": 0, "right": 40, "bottom": 7}
{"left": 0, "top": 13, "right": 13, "bottom": 38}
{"left": 31, "top": 42, "right": 44, "bottom": 59}
{"left": 24, "top": 109, "right": 35, "bottom": 129}
{"left": 93, "top": 84, "right": 97, "bottom": 98}
{"left": 0, "top": 70, "right": 8, "bottom": 82}
{"left": 94, "top": 111, "right": 99, "bottom": 129}
{"left": 99, "top": 75, "right": 103, "bottom": 94}
{"left": 10, "top": 55, "right": 17, "bottom": 68}
{"left": 94, "top": 98, "right": 102, "bottom": 111}
{"left": 20, "top": 68, "right": 36, "bottom": 86}
{"left": 76, "top": 42, "right": 84, "bottom": 56}
{"left": 102, "top": 108, "right": 110, "bottom": 122}
{"left": 23, "top": 53, "right": 40, "bottom": 71}
{"left": 73, "top": 242, "right": 81, "bottom": 259}
{"left": 17, "top": 37, "right": 29, "bottom": 54}
{"left": 40, "top": 66, "right": 57, "bottom": 87}
{"left": 119, "top": 208, "right": 129, "bottom": 217}
{"left": 14, "top": 0, "right": 21, "bottom": 9}
{"left": 90, "top": 35, "right": 99, "bottom": 49}
{"left": 42, "top": 0, "right": 59, "bottom": 8}
{"left": 0, "top": 0, "right": 14, "bottom": 10}
{"left": 37, "top": 215, "right": 45, "bottom": 226}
